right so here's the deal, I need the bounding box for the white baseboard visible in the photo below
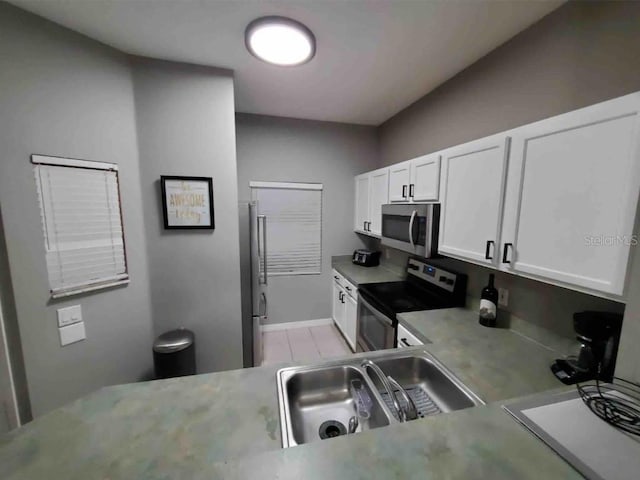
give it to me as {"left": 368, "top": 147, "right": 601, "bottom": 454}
{"left": 262, "top": 318, "right": 333, "bottom": 332}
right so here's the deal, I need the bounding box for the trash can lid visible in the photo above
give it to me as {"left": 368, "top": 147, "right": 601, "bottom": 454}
{"left": 153, "top": 328, "right": 194, "bottom": 353}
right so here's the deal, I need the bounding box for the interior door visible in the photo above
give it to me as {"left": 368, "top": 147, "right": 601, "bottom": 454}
{"left": 354, "top": 173, "right": 370, "bottom": 233}
{"left": 500, "top": 93, "right": 640, "bottom": 296}
{"left": 388, "top": 161, "right": 411, "bottom": 203}
{"left": 368, "top": 168, "right": 389, "bottom": 236}
{"left": 439, "top": 134, "right": 510, "bottom": 266}
{"left": 410, "top": 153, "right": 440, "bottom": 202}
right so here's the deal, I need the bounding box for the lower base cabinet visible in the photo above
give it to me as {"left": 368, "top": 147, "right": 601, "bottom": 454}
{"left": 331, "top": 270, "right": 357, "bottom": 351}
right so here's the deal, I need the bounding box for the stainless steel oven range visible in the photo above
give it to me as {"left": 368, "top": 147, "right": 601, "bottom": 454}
{"left": 356, "top": 258, "right": 467, "bottom": 352}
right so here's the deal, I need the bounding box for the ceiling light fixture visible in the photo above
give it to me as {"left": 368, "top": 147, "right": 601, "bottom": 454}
{"left": 245, "top": 16, "right": 316, "bottom": 66}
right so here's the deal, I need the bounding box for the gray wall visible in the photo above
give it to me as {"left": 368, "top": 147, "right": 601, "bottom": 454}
{"left": 0, "top": 207, "right": 31, "bottom": 427}
{"left": 379, "top": 1, "right": 640, "bottom": 165}
{"left": 132, "top": 58, "right": 243, "bottom": 372}
{"left": 0, "top": 2, "right": 154, "bottom": 416}
{"left": 377, "top": 1, "right": 640, "bottom": 341}
{"left": 236, "top": 114, "right": 379, "bottom": 324}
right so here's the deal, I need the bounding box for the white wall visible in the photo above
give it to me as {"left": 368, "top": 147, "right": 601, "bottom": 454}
{"left": 0, "top": 2, "right": 155, "bottom": 416}
{"left": 236, "top": 114, "right": 379, "bottom": 324}
{"left": 132, "top": 58, "right": 244, "bottom": 372}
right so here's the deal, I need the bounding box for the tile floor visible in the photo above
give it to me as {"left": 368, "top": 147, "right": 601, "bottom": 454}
{"left": 262, "top": 323, "right": 353, "bottom": 365}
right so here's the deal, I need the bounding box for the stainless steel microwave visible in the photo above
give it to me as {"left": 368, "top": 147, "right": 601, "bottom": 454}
{"left": 381, "top": 203, "right": 440, "bottom": 257}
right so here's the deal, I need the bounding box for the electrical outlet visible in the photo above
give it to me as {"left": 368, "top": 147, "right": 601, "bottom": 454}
{"left": 498, "top": 288, "right": 509, "bottom": 307}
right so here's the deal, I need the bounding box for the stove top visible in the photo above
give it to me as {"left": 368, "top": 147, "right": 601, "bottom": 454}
{"left": 357, "top": 259, "right": 467, "bottom": 321}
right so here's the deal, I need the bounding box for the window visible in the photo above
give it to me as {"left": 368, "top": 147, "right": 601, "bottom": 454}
{"left": 32, "top": 155, "right": 129, "bottom": 298}
{"left": 250, "top": 182, "right": 322, "bottom": 275}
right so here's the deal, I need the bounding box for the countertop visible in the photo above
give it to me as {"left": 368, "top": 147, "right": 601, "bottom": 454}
{"left": 0, "top": 351, "right": 581, "bottom": 480}
{"left": 0, "top": 308, "right": 575, "bottom": 479}
{"left": 398, "top": 308, "right": 562, "bottom": 402}
{"left": 331, "top": 258, "right": 404, "bottom": 286}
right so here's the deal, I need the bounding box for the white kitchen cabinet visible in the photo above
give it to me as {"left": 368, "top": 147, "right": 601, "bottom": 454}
{"left": 368, "top": 168, "right": 389, "bottom": 236}
{"left": 388, "top": 160, "right": 411, "bottom": 202}
{"left": 344, "top": 292, "right": 358, "bottom": 351}
{"left": 388, "top": 155, "right": 440, "bottom": 204}
{"left": 354, "top": 168, "right": 389, "bottom": 237}
{"left": 332, "top": 278, "right": 346, "bottom": 336}
{"left": 331, "top": 269, "right": 357, "bottom": 351}
{"left": 438, "top": 133, "right": 510, "bottom": 267}
{"left": 410, "top": 153, "right": 441, "bottom": 202}
{"left": 354, "top": 173, "right": 370, "bottom": 234}
{"left": 500, "top": 93, "right": 640, "bottom": 296}
{"left": 396, "top": 324, "right": 423, "bottom": 348}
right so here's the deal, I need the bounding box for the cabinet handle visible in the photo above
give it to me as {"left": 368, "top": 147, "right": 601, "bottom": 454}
{"left": 366, "top": 221, "right": 371, "bottom": 231}
{"left": 502, "top": 243, "right": 513, "bottom": 264}
{"left": 339, "top": 292, "right": 343, "bottom": 301}
{"left": 485, "top": 240, "right": 494, "bottom": 260}
{"left": 364, "top": 221, "right": 368, "bottom": 232}
{"left": 346, "top": 286, "right": 351, "bottom": 292}
{"left": 402, "top": 185, "right": 407, "bottom": 198}
{"left": 340, "top": 292, "right": 345, "bottom": 304}
{"left": 334, "top": 275, "right": 339, "bottom": 280}
{"left": 400, "top": 338, "right": 411, "bottom": 347}
{"left": 409, "top": 184, "right": 415, "bottom": 198}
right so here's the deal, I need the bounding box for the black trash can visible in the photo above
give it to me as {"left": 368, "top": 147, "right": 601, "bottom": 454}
{"left": 153, "top": 328, "right": 196, "bottom": 379}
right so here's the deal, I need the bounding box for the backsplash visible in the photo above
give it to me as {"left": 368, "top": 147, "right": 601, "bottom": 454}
{"left": 377, "top": 243, "right": 625, "bottom": 347}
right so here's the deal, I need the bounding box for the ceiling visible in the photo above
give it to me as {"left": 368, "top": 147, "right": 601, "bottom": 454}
{"left": 10, "top": 0, "right": 565, "bottom": 125}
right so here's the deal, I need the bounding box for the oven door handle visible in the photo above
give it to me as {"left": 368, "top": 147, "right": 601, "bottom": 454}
{"left": 408, "top": 210, "right": 417, "bottom": 251}
{"left": 359, "top": 295, "right": 394, "bottom": 328}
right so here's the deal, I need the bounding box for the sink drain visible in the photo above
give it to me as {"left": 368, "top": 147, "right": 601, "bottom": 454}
{"left": 318, "top": 420, "right": 347, "bottom": 439}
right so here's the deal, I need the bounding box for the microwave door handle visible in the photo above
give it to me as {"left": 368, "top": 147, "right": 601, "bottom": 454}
{"left": 408, "top": 210, "right": 417, "bottom": 250}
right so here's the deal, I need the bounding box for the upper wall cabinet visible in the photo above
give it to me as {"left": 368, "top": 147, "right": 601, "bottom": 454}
{"left": 354, "top": 167, "right": 389, "bottom": 237}
{"left": 499, "top": 93, "right": 640, "bottom": 296}
{"left": 388, "top": 155, "right": 441, "bottom": 203}
{"left": 439, "top": 134, "right": 509, "bottom": 267}
{"left": 355, "top": 173, "right": 370, "bottom": 234}
{"left": 388, "top": 160, "right": 411, "bottom": 202}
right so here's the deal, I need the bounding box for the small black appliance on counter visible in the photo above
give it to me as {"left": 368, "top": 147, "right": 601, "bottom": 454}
{"left": 550, "top": 311, "right": 623, "bottom": 385}
{"left": 352, "top": 249, "right": 380, "bottom": 267}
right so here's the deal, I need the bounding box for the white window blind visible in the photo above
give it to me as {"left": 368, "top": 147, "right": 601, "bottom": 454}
{"left": 251, "top": 182, "right": 322, "bottom": 276}
{"left": 33, "top": 155, "right": 129, "bottom": 298}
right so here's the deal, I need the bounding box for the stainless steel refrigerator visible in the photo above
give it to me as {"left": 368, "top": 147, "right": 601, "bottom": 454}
{"left": 239, "top": 201, "right": 268, "bottom": 367}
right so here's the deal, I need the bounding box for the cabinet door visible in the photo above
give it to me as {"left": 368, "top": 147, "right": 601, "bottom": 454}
{"left": 354, "top": 173, "right": 370, "bottom": 233}
{"left": 388, "top": 161, "right": 411, "bottom": 202}
{"left": 439, "top": 134, "right": 509, "bottom": 266}
{"left": 410, "top": 153, "right": 440, "bottom": 202}
{"left": 501, "top": 93, "right": 640, "bottom": 296}
{"left": 344, "top": 294, "right": 358, "bottom": 351}
{"left": 332, "top": 281, "right": 343, "bottom": 330}
{"left": 368, "top": 168, "right": 389, "bottom": 236}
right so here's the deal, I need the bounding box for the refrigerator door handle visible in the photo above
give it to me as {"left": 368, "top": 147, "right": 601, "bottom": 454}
{"left": 260, "top": 292, "right": 267, "bottom": 317}
{"left": 258, "top": 215, "right": 268, "bottom": 285}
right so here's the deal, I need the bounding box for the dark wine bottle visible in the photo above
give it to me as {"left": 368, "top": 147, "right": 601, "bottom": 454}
{"left": 479, "top": 274, "right": 498, "bottom": 327}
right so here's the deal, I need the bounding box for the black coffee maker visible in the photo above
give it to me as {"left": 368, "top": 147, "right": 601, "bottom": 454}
{"left": 550, "top": 311, "right": 623, "bottom": 385}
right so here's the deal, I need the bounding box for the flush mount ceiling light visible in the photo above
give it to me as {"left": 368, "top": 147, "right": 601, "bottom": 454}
{"left": 245, "top": 16, "right": 316, "bottom": 66}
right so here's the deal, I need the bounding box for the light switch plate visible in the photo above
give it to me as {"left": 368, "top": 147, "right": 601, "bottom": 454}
{"left": 57, "top": 305, "right": 82, "bottom": 328}
{"left": 59, "top": 322, "right": 86, "bottom": 346}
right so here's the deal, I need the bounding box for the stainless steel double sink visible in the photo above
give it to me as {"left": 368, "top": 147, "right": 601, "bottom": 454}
{"left": 276, "top": 349, "right": 484, "bottom": 447}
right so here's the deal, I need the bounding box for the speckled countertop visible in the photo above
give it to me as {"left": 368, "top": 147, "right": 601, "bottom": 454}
{"left": 398, "top": 308, "right": 562, "bottom": 402}
{"left": 331, "top": 258, "right": 404, "bottom": 285}
{"left": 0, "top": 308, "right": 575, "bottom": 479}
{"left": 0, "top": 365, "right": 283, "bottom": 479}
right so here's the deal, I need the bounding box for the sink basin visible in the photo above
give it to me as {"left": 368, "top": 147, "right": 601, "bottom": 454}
{"left": 277, "top": 350, "right": 483, "bottom": 448}
{"left": 283, "top": 365, "right": 391, "bottom": 446}
{"left": 367, "top": 356, "right": 479, "bottom": 419}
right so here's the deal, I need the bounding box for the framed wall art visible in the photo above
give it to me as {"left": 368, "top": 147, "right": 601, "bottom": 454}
{"left": 160, "top": 176, "right": 215, "bottom": 229}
